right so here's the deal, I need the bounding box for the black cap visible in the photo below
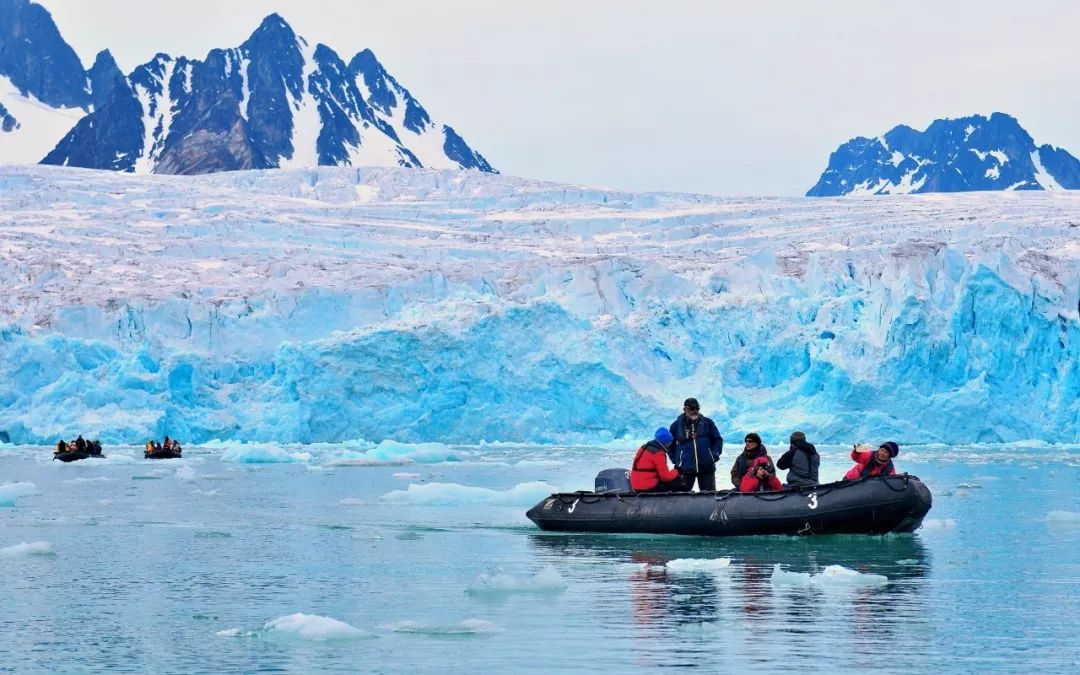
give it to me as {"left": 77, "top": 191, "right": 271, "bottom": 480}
{"left": 683, "top": 398, "right": 700, "bottom": 410}
{"left": 790, "top": 431, "right": 806, "bottom": 443}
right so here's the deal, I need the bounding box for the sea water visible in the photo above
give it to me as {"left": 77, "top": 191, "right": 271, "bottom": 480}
{"left": 1, "top": 443, "right": 1077, "bottom": 673}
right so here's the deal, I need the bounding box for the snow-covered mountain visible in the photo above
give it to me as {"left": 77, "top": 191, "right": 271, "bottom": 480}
{"left": 1, "top": 165, "right": 1077, "bottom": 446}
{"left": 0, "top": 0, "right": 90, "bottom": 163}
{"left": 0, "top": 1, "right": 494, "bottom": 174}
{"left": 808, "top": 113, "right": 1080, "bottom": 196}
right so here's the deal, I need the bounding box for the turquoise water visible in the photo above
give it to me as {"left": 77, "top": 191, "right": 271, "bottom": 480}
{"left": 1, "top": 444, "right": 1078, "bottom": 673}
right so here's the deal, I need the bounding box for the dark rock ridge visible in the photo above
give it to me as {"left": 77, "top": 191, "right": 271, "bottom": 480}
{"left": 0, "top": 0, "right": 493, "bottom": 174}
{"left": 808, "top": 113, "right": 1080, "bottom": 196}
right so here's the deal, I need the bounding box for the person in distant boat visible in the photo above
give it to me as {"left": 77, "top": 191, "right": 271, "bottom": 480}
{"left": 154, "top": 441, "right": 163, "bottom": 452}
{"left": 630, "top": 428, "right": 681, "bottom": 493}
{"left": 844, "top": 442, "right": 899, "bottom": 480}
{"left": 777, "top": 431, "right": 820, "bottom": 487}
{"left": 739, "top": 456, "right": 782, "bottom": 492}
{"left": 163, "top": 436, "right": 172, "bottom": 450}
{"left": 90, "top": 440, "right": 102, "bottom": 456}
{"left": 668, "top": 398, "right": 724, "bottom": 492}
{"left": 55, "top": 439, "right": 68, "bottom": 454}
{"left": 75, "top": 435, "right": 86, "bottom": 453}
{"left": 730, "top": 433, "right": 773, "bottom": 487}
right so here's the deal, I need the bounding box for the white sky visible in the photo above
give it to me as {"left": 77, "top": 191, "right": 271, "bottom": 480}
{"left": 41, "top": 0, "right": 1080, "bottom": 196}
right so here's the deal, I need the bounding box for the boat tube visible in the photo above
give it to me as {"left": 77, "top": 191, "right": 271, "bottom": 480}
{"left": 144, "top": 441, "right": 182, "bottom": 459}
{"left": 526, "top": 472, "right": 932, "bottom": 537}
{"left": 53, "top": 451, "right": 90, "bottom": 463}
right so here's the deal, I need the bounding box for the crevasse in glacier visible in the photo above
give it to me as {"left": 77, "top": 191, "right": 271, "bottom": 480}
{"left": 0, "top": 166, "right": 1076, "bottom": 444}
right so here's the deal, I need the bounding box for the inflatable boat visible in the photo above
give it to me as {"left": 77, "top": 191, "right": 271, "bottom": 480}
{"left": 53, "top": 450, "right": 90, "bottom": 463}
{"left": 526, "top": 471, "right": 932, "bottom": 537}
{"left": 144, "top": 442, "right": 182, "bottom": 459}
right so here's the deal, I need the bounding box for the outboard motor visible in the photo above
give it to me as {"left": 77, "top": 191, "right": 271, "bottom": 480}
{"left": 594, "top": 468, "right": 631, "bottom": 493}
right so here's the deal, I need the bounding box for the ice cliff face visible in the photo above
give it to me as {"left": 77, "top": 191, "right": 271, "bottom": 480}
{"left": 808, "top": 113, "right": 1080, "bottom": 196}
{"left": 0, "top": 166, "right": 1077, "bottom": 445}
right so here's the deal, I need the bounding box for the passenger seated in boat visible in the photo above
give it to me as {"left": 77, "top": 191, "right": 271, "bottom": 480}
{"left": 55, "top": 439, "right": 68, "bottom": 454}
{"left": 75, "top": 435, "right": 86, "bottom": 453}
{"left": 777, "top": 431, "right": 820, "bottom": 487}
{"left": 89, "top": 440, "right": 102, "bottom": 456}
{"left": 163, "top": 436, "right": 172, "bottom": 450}
{"left": 729, "top": 433, "right": 773, "bottom": 487}
{"left": 154, "top": 441, "right": 163, "bottom": 452}
{"left": 844, "top": 442, "right": 899, "bottom": 480}
{"left": 630, "top": 428, "right": 681, "bottom": 493}
{"left": 739, "top": 456, "right": 782, "bottom": 493}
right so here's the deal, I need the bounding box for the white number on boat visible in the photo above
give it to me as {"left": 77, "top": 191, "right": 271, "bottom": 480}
{"left": 568, "top": 499, "right": 579, "bottom": 513}
{"left": 808, "top": 493, "right": 819, "bottom": 510}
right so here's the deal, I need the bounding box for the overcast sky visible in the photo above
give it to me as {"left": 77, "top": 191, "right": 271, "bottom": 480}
{"left": 43, "top": 0, "right": 1080, "bottom": 196}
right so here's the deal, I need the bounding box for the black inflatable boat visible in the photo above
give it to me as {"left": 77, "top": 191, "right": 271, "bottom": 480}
{"left": 526, "top": 472, "right": 932, "bottom": 537}
{"left": 53, "top": 450, "right": 90, "bottom": 463}
{"left": 144, "top": 449, "right": 182, "bottom": 459}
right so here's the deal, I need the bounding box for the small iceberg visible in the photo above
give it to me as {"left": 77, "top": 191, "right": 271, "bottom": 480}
{"left": 771, "top": 564, "right": 887, "bottom": 588}
{"left": 382, "top": 481, "right": 557, "bottom": 507}
{"left": 1047, "top": 511, "right": 1080, "bottom": 523}
{"left": 217, "top": 613, "right": 374, "bottom": 641}
{"left": 220, "top": 446, "right": 308, "bottom": 464}
{"left": 0, "top": 541, "right": 56, "bottom": 557}
{"left": 0, "top": 482, "right": 38, "bottom": 507}
{"left": 666, "top": 558, "right": 732, "bottom": 573}
{"left": 465, "top": 565, "right": 568, "bottom": 596}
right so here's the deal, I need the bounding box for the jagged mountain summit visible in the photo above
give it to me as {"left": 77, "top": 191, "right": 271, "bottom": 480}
{"left": 0, "top": 0, "right": 90, "bottom": 162}
{"left": 0, "top": 0, "right": 494, "bottom": 174}
{"left": 807, "top": 113, "right": 1080, "bottom": 196}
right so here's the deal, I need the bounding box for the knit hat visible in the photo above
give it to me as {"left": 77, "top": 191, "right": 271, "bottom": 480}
{"left": 683, "top": 398, "right": 700, "bottom": 410}
{"left": 790, "top": 431, "right": 806, "bottom": 443}
{"left": 654, "top": 428, "right": 674, "bottom": 445}
{"left": 744, "top": 432, "right": 762, "bottom": 444}
{"left": 879, "top": 441, "right": 899, "bottom": 457}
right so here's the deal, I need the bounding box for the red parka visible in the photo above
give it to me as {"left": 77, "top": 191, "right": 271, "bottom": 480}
{"left": 843, "top": 449, "right": 896, "bottom": 480}
{"left": 739, "top": 456, "right": 783, "bottom": 492}
{"left": 630, "top": 441, "right": 680, "bottom": 491}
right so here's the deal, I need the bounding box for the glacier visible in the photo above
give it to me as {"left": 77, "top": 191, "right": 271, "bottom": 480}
{"left": 0, "top": 165, "right": 1077, "bottom": 445}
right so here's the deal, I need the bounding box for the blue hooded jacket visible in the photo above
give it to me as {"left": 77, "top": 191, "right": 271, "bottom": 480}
{"left": 667, "top": 414, "right": 723, "bottom": 472}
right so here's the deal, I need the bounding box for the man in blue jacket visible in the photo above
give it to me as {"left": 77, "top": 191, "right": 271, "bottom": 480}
{"left": 668, "top": 398, "right": 724, "bottom": 491}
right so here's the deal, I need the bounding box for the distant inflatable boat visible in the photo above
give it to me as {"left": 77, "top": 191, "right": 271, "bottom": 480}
{"left": 53, "top": 451, "right": 90, "bottom": 463}
{"left": 526, "top": 473, "right": 932, "bottom": 537}
{"left": 144, "top": 442, "right": 182, "bottom": 459}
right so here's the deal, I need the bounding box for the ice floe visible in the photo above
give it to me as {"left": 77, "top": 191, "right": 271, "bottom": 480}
{"left": 0, "top": 541, "right": 56, "bottom": 557}
{"left": 0, "top": 482, "right": 38, "bottom": 506}
{"left": 465, "top": 565, "right": 567, "bottom": 596}
{"left": 771, "top": 564, "right": 888, "bottom": 588}
{"left": 381, "top": 481, "right": 556, "bottom": 507}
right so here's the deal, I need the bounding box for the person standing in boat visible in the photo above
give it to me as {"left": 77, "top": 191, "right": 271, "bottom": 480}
{"left": 739, "top": 456, "right": 782, "bottom": 492}
{"left": 729, "top": 432, "right": 773, "bottom": 487}
{"left": 74, "top": 435, "right": 86, "bottom": 453}
{"left": 844, "top": 442, "right": 899, "bottom": 480}
{"left": 668, "top": 398, "right": 724, "bottom": 492}
{"left": 776, "top": 431, "right": 820, "bottom": 487}
{"left": 630, "top": 428, "right": 681, "bottom": 493}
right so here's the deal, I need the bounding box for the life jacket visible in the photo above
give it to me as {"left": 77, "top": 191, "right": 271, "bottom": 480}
{"left": 860, "top": 458, "right": 894, "bottom": 478}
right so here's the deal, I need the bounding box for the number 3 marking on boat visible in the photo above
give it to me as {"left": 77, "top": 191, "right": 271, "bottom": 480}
{"left": 808, "top": 493, "right": 818, "bottom": 510}
{"left": 568, "top": 499, "right": 579, "bottom": 514}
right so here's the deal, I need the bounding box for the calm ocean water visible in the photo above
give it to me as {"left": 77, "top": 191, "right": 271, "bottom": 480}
{"left": 1, "top": 443, "right": 1078, "bottom": 673}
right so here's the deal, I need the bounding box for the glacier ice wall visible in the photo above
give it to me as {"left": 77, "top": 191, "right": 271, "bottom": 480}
{"left": 0, "top": 166, "right": 1077, "bottom": 445}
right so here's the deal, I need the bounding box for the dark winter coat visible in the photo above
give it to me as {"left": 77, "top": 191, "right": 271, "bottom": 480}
{"left": 777, "top": 439, "right": 820, "bottom": 487}
{"left": 668, "top": 414, "right": 723, "bottom": 473}
{"left": 730, "top": 445, "right": 773, "bottom": 487}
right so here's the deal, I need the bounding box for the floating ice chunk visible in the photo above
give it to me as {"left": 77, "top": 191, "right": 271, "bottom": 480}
{"left": 175, "top": 465, "right": 197, "bottom": 481}
{"left": 368, "top": 440, "right": 462, "bottom": 464}
{"left": 306, "top": 465, "right": 333, "bottom": 472}
{"left": 513, "top": 459, "right": 567, "bottom": 470}
{"left": 214, "top": 628, "right": 252, "bottom": 638}
{"left": 392, "top": 472, "right": 421, "bottom": 479}
{"left": 262, "top": 613, "right": 374, "bottom": 640}
{"left": 921, "top": 518, "right": 957, "bottom": 530}
{"left": 465, "top": 564, "right": 567, "bottom": 596}
{"left": 1047, "top": 511, "right": 1080, "bottom": 523}
{"left": 0, "top": 541, "right": 56, "bottom": 557}
{"left": 339, "top": 497, "right": 364, "bottom": 505}
{"left": 896, "top": 558, "right": 919, "bottom": 565}
{"left": 384, "top": 619, "right": 501, "bottom": 634}
{"left": 220, "top": 446, "right": 307, "bottom": 464}
{"left": 956, "top": 483, "right": 982, "bottom": 489}
{"left": 666, "top": 558, "right": 733, "bottom": 573}
{"left": 381, "top": 481, "right": 556, "bottom": 507}
{"left": 771, "top": 563, "right": 887, "bottom": 587}
{"left": 62, "top": 477, "right": 115, "bottom": 484}
{"left": 0, "top": 482, "right": 38, "bottom": 506}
